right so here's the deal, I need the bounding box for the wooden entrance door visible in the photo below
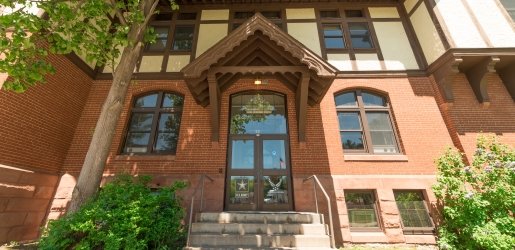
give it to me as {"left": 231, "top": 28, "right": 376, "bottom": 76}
{"left": 225, "top": 92, "right": 293, "bottom": 211}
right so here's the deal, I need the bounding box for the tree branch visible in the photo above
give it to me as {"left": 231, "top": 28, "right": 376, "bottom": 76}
{"left": 141, "top": 0, "right": 159, "bottom": 29}
{"left": 110, "top": 0, "right": 127, "bottom": 26}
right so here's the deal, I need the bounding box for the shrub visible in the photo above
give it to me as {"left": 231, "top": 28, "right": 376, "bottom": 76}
{"left": 433, "top": 136, "right": 515, "bottom": 250}
{"left": 39, "top": 175, "right": 187, "bottom": 250}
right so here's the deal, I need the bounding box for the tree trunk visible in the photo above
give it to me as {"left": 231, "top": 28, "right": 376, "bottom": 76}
{"left": 67, "top": 0, "right": 157, "bottom": 213}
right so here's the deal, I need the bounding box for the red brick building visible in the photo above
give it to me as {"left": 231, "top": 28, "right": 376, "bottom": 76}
{"left": 1, "top": 0, "right": 514, "bottom": 247}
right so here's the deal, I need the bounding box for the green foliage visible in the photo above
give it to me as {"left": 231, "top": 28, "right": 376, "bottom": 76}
{"left": 0, "top": 0, "right": 178, "bottom": 92}
{"left": 433, "top": 135, "right": 515, "bottom": 250}
{"left": 39, "top": 175, "right": 187, "bottom": 250}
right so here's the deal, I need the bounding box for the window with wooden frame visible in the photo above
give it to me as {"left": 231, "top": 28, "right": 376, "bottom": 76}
{"left": 231, "top": 10, "right": 284, "bottom": 31}
{"left": 122, "top": 92, "right": 184, "bottom": 155}
{"left": 139, "top": 11, "right": 197, "bottom": 71}
{"left": 334, "top": 90, "right": 400, "bottom": 154}
{"left": 318, "top": 8, "right": 377, "bottom": 54}
{"left": 393, "top": 190, "right": 434, "bottom": 234}
{"left": 344, "top": 190, "right": 381, "bottom": 231}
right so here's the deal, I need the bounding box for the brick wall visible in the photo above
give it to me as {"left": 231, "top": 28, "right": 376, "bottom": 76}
{"left": 0, "top": 53, "right": 93, "bottom": 173}
{"left": 445, "top": 74, "right": 515, "bottom": 162}
{"left": 0, "top": 53, "right": 92, "bottom": 244}
{"left": 319, "top": 77, "right": 455, "bottom": 175}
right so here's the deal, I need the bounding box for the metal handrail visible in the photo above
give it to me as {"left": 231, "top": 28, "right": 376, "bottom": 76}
{"left": 186, "top": 174, "right": 214, "bottom": 247}
{"left": 303, "top": 175, "right": 335, "bottom": 249}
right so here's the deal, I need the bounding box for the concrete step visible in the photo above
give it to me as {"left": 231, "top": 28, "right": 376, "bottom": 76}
{"left": 184, "top": 247, "right": 333, "bottom": 250}
{"left": 191, "top": 223, "right": 327, "bottom": 235}
{"left": 198, "top": 212, "right": 322, "bottom": 224}
{"left": 188, "top": 234, "right": 331, "bottom": 248}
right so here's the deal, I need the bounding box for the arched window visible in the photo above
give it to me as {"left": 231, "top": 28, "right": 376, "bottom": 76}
{"left": 123, "top": 92, "right": 184, "bottom": 154}
{"left": 334, "top": 90, "right": 399, "bottom": 154}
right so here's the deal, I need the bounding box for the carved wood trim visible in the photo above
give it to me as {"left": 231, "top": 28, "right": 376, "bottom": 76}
{"left": 432, "top": 56, "right": 463, "bottom": 103}
{"left": 208, "top": 73, "right": 220, "bottom": 142}
{"left": 462, "top": 56, "right": 500, "bottom": 106}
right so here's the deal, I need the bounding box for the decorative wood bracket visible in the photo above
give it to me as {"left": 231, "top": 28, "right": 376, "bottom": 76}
{"left": 463, "top": 56, "right": 500, "bottom": 106}
{"left": 296, "top": 73, "right": 310, "bottom": 143}
{"left": 433, "top": 56, "right": 463, "bottom": 103}
{"left": 208, "top": 73, "right": 220, "bottom": 142}
{"left": 498, "top": 63, "right": 515, "bottom": 102}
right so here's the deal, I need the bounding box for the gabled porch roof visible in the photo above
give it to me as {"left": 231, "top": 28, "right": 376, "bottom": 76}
{"left": 181, "top": 13, "right": 338, "bottom": 142}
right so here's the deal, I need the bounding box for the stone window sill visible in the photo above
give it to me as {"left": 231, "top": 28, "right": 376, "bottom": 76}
{"left": 115, "top": 154, "right": 176, "bottom": 161}
{"left": 344, "top": 154, "right": 408, "bottom": 162}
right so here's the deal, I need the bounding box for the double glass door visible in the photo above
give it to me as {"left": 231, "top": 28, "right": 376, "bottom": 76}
{"left": 225, "top": 92, "right": 292, "bottom": 211}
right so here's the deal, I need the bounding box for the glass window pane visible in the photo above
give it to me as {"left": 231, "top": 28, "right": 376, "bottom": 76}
{"left": 172, "top": 26, "right": 194, "bottom": 51}
{"left": 231, "top": 140, "right": 254, "bottom": 169}
{"left": 320, "top": 10, "right": 340, "bottom": 18}
{"left": 234, "top": 11, "right": 254, "bottom": 19}
{"left": 230, "top": 176, "right": 255, "bottom": 204}
{"left": 162, "top": 94, "right": 184, "bottom": 108}
{"left": 135, "top": 94, "right": 158, "bottom": 108}
{"left": 129, "top": 113, "right": 154, "bottom": 131}
{"left": 345, "top": 191, "right": 378, "bottom": 228}
{"left": 362, "top": 92, "right": 386, "bottom": 107}
{"left": 345, "top": 10, "right": 364, "bottom": 18}
{"left": 124, "top": 132, "right": 150, "bottom": 153}
{"left": 154, "top": 132, "right": 178, "bottom": 152}
{"left": 335, "top": 92, "right": 357, "bottom": 107}
{"left": 341, "top": 132, "right": 365, "bottom": 150}
{"left": 158, "top": 113, "right": 180, "bottom": 132}
{"left": 230, "top": 93, "right": 286, "bottom": 134}
{"left": 325, "top": 38, "right": 345, "bottom": 49}
{"left": 263, "top": 140, "right": 286, "bottom": 170}
{"left": 324, "top": 25, "right": 343, "bottom": 36}
{"left": 263, "top": 176, "right": 288, "bottom": 204}
{"left": 338, "top": 112, "right": 362, "bottom": 130}
{"left": 370, "top": 131, "right": 397, "bottom": 153}
{"left": 145, "top": 27, "right": 168, "bottom": 51}
{"left": 261, "top": 11, "right": 281, "bottom": 20}
{"left": 394, "top": 191, "right": 433, "bottom": 228}
{"left": 178, "top": 13, "right": 197, "bottom": 20}
{"left": 500, "top": 0, "right": 515, "bottom": 21}
{"left": 366, "top": 112, "right": 392, "bottom": 130}
{"left": 349, "top": 23, "right": 373, "bottom": 48}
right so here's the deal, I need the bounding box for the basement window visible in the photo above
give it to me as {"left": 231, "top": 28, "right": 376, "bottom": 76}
{"left": 345, "top": 190, "right": 381, "bottom": 231}
{"left": 394, "top": 190, "right": 435, "bottom": 234}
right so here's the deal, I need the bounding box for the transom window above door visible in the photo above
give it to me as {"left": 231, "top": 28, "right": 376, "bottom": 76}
{"left": 230, "top": 92, "right": 287, "bottom": 135}
{"left": 122, "top": 92, "right": 184, "bottom": 154}
{"left": 334, "top": 90, "right": 399, "bottom": 154}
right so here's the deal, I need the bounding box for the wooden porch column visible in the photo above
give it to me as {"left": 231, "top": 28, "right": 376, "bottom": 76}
{"left": 208, "top": 73, "right": 220, "bottom": 142}
{"left": 296, "top": 73, "right": 309, "bottom": 142}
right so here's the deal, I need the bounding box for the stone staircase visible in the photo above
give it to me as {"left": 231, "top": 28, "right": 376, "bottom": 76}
{"left": 184, "top": 212, "right": 333, "bottom": 250}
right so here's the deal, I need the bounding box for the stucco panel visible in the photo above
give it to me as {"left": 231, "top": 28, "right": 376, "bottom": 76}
{"left": 410, "top": 5, "right": 446, "bottom": 64}
{"left": 404, "top": 0, "right": 419, "bottom": 14}
{"left": 138, "top": 56, "right": 163, "bottom": 72}
{"left": 355, "top": 53, "right": 382, "bottom": 70}
{"left": 287, "top": 23, "right": 322, "bottom": 56}
{"left": 196, "top": 23, "right": 228, "bottom": 57}
{"left": 201, "top": 9, "right": 229, "bottom": 21}
{"left": 369, "top": 7, "right": 400, "bottom": 18}
{"left": 285, "top": 8, "right": 316, "bottom": 19}
{"left": 166, "top": 55, "right": 191, "bottom": 72}
{"left": 373, "top": 22, "right": 419, "bottom": 69}
{"left": 327, "top": 54, "right": 352, "bottom": 71}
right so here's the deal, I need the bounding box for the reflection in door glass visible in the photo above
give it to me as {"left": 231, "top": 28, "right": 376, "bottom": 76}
{"left": 230, "top": 93, "right": 287, "bottom": 134}
{"left": 263, "top": 140, "right": 286, "bottom": 169}
{"left": 231, "top": 140, "right": 254, "bottom": 169}
{"left": 230, "top": 176, "right": 255, "bottom": 204}
{"left": 263, "top": 176, "right": 288, "bottom": 204}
